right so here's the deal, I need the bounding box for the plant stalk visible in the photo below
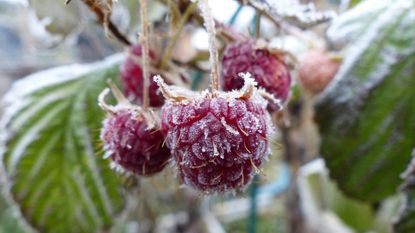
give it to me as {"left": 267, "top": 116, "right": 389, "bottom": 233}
{"left": 139, "top": 0, "right": 150, "bottom": 111}
{"left": 197, "top": 0, "right": 220, "bottom": 93}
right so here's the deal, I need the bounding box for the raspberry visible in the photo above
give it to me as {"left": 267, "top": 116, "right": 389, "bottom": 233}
{"left": 121, "top": 44, "right": 164, "bottom": 107}
{"left": 98, "top": 86, "right": 170, "bottom": 176}
{"left": 298, "top": 50, "right": 339, "bottom": 94}
{"left": 156, "top": 74, "right": 273, "bottom": 193}
{"left": 221, "top": 40, "right": 291, "bottom": 111}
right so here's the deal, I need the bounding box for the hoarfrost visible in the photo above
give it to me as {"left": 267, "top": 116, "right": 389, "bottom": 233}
{"left": 319, "top": 0, "right": 415, "bottom": 128}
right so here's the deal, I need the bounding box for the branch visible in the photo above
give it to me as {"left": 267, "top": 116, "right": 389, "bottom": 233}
{"left": 66, "top": 0, "right": 131, "bottom": 46}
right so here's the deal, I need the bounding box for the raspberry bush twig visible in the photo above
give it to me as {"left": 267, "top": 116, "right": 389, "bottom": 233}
{"left": 139, "top": 0, "right": 150, "bottom": 111}
{"left": 66, "top": 0, "right": 132, "bottom": 46}
{"left": 198, "top": 0, "right": 220, "bottom": 94}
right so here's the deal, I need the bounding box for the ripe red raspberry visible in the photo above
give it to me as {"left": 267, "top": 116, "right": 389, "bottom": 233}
{"left": 99, "top": 86, "right": 170, "bottom": 176}
{"left": 121, "top": 44, "right": 164, "bottom": 107}
{"left": 156, "top": 75, "right": 273, "bottom": 193}
{"left": 298, "top": 50, "right": 339, "bottom": 94}
{"left": 221, "top": 40, "right": 291, "bottom": 111}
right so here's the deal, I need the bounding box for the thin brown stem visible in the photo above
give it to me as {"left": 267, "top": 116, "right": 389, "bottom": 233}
{"left": 68, "top": 0, "right": 131, "bottom": 46}
{"left": 139, "top": 0, "right": 150, "bottom": 111}
{"left": 197, "top": 0, "right": 220, "bottom": 93}
{"left": 255, "top": 11, "right": 261, "bottom": 39}
{"left": 159, "top": 2, "right": 198, "bottom": 70}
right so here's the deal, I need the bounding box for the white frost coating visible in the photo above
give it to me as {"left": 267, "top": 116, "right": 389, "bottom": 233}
{"left": 28, "top": 172, "right": 54, "bottom": 202}
{"left": 401, "top": 149, "right": 415, "bottom": 179}
{"left": 7, "top": 54, "right": 123, "bottom": 99}
{"left": 327, "top": 0, "right": 390, "bottom": 43}
{"left": 321, "top": 1, "right": 412, "bottom": 102}
{"left": 0, "top": 54, "right": 123, "bottom": 228}
{"left": 26, "top": 133, "right": 60, "bottom": 179}
{"left": 71, "top": 171, "right": 103, "bottom": 227}
{"left": 268, "top": 0, "right": 336, "bottom": 26}
{"left": 75, "top": 94, "right": 114, "bottom": 216}
{"left": 11, "top": 86, "right": 77, "bottom": 130}
{"left": 8, "top": 103, "right": 67, "bottom": 175}
{"left": 0, "top": 53, "right": 124, "bottom": 150}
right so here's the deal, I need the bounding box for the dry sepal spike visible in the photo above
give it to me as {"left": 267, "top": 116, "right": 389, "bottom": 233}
{"left": 98, "top": 82, "right": 170, "bottom": 176}
{"left": 153, "top": 0, "right": 278, "bottom": 194}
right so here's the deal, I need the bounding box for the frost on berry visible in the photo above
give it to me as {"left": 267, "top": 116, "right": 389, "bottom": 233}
{"left": 298, "top": 50, "right": 340, "bottom": 94}
{"left": 121, "top": 44, "right": 164, "bottom": 107}
{"left": 98, "top": 85, "right": 170, "bottom": 176}
{"left": 155, "top": 74, "right": 274, "bottom": 193}
{"left": 221, "top": 40, "right": 291, "bottom": 111}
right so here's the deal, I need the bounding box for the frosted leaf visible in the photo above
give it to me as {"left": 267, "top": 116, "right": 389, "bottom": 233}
{"left": 327, "top": 0, "right": 391, "bottom": 44}
{"left": 247, "top": 0, "right": 335, "bottom": 29}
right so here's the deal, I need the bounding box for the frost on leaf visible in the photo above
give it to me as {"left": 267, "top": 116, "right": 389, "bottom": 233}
{"left": 315, "top": 0, "right": 415, "bottom": 202}
{"left": 0, "top": 54, "right": 124, "bottom": 233}
{"left": 246, "top": 0, "right": 335, "bottom": 29}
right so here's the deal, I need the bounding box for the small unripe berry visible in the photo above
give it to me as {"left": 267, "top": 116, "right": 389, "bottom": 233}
{"left": 221, "top": 40, "right": 291, "bottom": 111}
{"left": 298, "top": 50, "right": 340, "bottom": 94}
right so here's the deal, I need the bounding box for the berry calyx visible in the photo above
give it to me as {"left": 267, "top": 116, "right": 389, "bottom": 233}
{"left": 155, "top": 74, "right": 273, "bottom": 193}
{"left": 298, "top": 49, "right": 340, "bottom": 94}
{"left": 98, "top": 83, "right": 170, "bottom": 176}
{"left": 121, "top": 44, "right": 165, "bottom": 107}
{"left": 221, "top": 40, "right": 291, "bottom": 111}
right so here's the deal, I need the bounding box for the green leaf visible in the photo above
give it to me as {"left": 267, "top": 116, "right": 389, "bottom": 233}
{"left": 394, "top": 155, "right": 415, "bottom": 232}
{"left": 0, "top": 55, "right": 125, "bottom": 233}
{"left": 316, "top": 0, "right": 415, "bottom": 202}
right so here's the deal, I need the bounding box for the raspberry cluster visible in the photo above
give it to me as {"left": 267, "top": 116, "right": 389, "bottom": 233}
{"left": 99, "top": 38, "right": 291, "bottom": 193}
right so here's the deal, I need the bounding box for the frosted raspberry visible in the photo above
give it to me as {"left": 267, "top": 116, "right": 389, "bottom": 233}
{"left": 156, "top": 74, "right": 273, "bottom": 193}
{"left": 98, "top": 85, "right": 170, "bottom": 176}
{"left": 121, "top": 44, "right": 164, "bottom": 107}
{"left": 101, "top": 109, "right": 170, "bottom": 176}
{"left": 298, "top": 50, "right": 339, "bottom": 94}
{"left": 221, "top": 40, "right": 291, "bottom": 111}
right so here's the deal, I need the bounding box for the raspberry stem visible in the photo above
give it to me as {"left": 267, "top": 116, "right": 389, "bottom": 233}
{"left": 139, "top": 0, "right": 150, "bottom": 111}
{"left": 198, "top": 0, "right": 220, "bottom": 93}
